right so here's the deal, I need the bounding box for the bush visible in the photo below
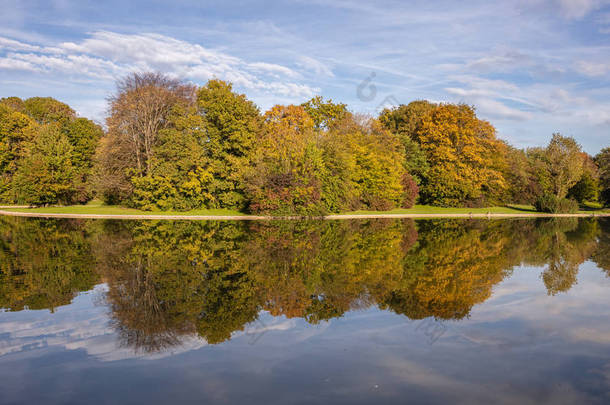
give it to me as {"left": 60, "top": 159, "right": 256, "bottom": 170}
{"left": 401, "top": 173, "right": 419, "bottom": 208}
{"left": 534, "top": 194, "right": 579, "bottom": 213}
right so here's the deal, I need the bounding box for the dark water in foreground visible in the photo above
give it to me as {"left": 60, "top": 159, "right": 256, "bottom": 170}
{"left": 0, "top": 217, "right": 609, "bottom": 404}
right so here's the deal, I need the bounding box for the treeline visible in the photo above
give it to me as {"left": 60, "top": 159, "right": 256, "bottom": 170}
{"left": 0, "top": 217, "right": 608, "bottom": 350}
{"left": 1, "top": 72, "right": 609, "bottom": 213}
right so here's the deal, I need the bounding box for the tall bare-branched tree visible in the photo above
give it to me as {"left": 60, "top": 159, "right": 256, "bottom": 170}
{"left": 96, "top": 72, "right": 194, "bottom": 203}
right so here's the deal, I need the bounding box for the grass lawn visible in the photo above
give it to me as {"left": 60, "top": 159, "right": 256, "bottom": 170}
{"left": 1, "top": 200, "right": 246, "bottom": 216}
{"left": 0, "top": 201, "right": 607, "bottom": 217}
{"left": 337, "top": 204, "right": 538, "bottom": 215}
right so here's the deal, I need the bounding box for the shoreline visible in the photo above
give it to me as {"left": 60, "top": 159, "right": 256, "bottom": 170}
{"left": 0, "top": 209, "right": 608, "bottom": 221}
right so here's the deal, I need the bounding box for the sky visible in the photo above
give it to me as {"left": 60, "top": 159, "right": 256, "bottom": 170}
{"left": 0, "top": 0, "right": 609, "bottom": 153}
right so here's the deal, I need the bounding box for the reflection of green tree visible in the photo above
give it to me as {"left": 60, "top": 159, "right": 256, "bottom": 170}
{"left": 0, "top": 217, "right": 97, "bottom": 311}
{"left": 519, "top": 218, "right": 599, "bottom": 295}
{"left": 592, "top": 218, "right": 610, "bottom": 277}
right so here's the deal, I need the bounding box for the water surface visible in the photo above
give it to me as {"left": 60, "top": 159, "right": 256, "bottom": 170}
{"left": 1, "top": 217, "right": 609, "bottom": 404}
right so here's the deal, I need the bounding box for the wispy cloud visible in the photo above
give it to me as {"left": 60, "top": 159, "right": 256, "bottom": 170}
{"left": 0, "top": 31, "right": 318, "bottom": 99}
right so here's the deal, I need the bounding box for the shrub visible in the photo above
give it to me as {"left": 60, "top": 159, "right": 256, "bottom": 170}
{"left": 534, "top": 194, "right": 579, "bottom": 213}
{"left": 401, "top": 173, "right": 419, "bottom": 208}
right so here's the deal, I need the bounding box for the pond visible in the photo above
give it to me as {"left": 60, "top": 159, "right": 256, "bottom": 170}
{"left": 0, "top": 217, "right": 609, "bottom": 404}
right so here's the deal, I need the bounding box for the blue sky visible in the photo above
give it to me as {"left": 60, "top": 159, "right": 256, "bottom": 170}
{"left": 1, "top": 0, "right": 609, "bottom": 153}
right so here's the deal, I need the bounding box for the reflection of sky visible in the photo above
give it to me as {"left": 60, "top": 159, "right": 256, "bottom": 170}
{"left": 1, "top": 263, "right": 610, "bottom": 404}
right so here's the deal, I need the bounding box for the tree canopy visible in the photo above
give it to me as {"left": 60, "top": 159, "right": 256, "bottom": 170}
{"left": 0, "top": 72, "right": 607, "bottom": 212}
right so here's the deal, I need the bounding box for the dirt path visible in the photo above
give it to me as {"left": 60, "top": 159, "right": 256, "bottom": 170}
{"left": 0, "top": 209, "right": 608, "bottom": 221}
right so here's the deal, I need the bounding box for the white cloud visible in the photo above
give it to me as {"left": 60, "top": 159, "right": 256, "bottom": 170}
{"left": 575, "top": 60, "right": 610, "bottom": 76}
{"left": 296, "top": 55, "right": 335, "bottom": 77}
{"left": 0, "top": 31, "right": 317, "bottom": 101}
{"left": 556, "top": 0, "right": 609, "bottom": 19}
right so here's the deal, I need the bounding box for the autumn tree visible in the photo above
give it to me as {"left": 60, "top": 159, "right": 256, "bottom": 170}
{"left": 245, "top": 104, "right": 325, "bottom": 215}
{"left": 0, "top": 103, "right": 37, "bottom": 202}
{"left": 97, "top": 72, "right": 194, "bottom": 204}
{"left": 104, "top": 72, "right": 194, "bottom": 176}
{"left": 413, "top": 103, "right": 507, "bottom": 206}
{"left": 503, "top": 145, "right": 539, "bottom": 204}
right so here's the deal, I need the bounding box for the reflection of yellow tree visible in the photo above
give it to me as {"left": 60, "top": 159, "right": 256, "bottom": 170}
{"left": 375, "top": 220, "right": 519, "bottom": 320}
{"left": 243, "top": 219, "right": 418, "bottom": 323}
{"left": 0, "top": 217, "right": 97, "bottom": 311}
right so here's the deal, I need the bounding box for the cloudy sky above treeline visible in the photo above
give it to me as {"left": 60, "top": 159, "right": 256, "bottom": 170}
{"left": 1, "top": 0, "right": 609, "bottom": 153}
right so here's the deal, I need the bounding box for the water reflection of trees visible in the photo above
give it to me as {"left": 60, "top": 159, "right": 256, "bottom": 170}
{"left": 0, "top": 216, "right": 609, "bottom": 352}
{"left": 0, "top": 217, "right": 97, "bottom": 311}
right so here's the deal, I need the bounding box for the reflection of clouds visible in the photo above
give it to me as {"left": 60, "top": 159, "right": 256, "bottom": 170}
{"left": 0, "top": 284, "right": 206, "bottom": 362}
{"left": 447, "top": 262, "right": 610, "bottom": 351}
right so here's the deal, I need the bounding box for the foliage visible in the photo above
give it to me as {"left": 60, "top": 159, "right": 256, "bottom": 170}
{"left": 401, "top": 173, "right": 419, "bottom": 208}
{"left": 529, "top": 133, "right": 585, "bottom": 199}
{"left": 0, "top": 103, "right": 37, "bottom": 202}
{"left": 194, "top": 79, "right": 262, "bottom": 209}
{"left": 99, "top": 72, "right": 194, "bottom": 205}
{"left": 534, "top": 193, "right": 579, "bottom": 213}
{"left": 13, "top": 124, "right": 81, "bottom": 205}
{"left": 245, "top": 107, "right": 409, "bottom": 215}
{"left": 1, "top": 75, "right": 607, "bottom": 212}
{"left": 245, "top": 105, "right": 326, "bottom": 215}
{"left": 0, "top": 97, "right": 102, "bottom": 205}
{"left": 502, "top": 145, "right": 539, "bottom": 204}
{"left": 596, "top": 148, "right": 610, "bottom": 207}
{"left": 413, "top": 104, "right": 507, "bottom": 206}
{"left": 379, "top": 101, "right": 435, "bottom": 185}
{"left": 301, "top": 96, "right": 349, "bottom": 130}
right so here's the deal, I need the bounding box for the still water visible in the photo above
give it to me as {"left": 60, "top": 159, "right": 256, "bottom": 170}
{"left": 0, "top": 217, "right": 609, "bottom": 404}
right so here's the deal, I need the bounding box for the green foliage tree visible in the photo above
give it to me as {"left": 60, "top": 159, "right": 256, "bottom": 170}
{"left": 301, "top": 96, "right": 349, "bottom": 130}
{"left": 530, "top": 133, "right": 585, "bottom": 199}
{"left": 195, "top": 79, "right": 262, "bottom": 209}
{"left": 379, "top": 101, "right": 435, "bottom": 185}
{"left": 0, "top": 104, "right": 37, "bottom": 202}
{"left": 595, "top": 148, "right": 610, "bottom": 207}
{"left": 0, "top": 97, "right": 102, "bottom": 205}
{"left": 0, "top": 217, "right": 98, "bottom": 312}
{"left": 13, "top": 124, "right": 80, "bottom": 205}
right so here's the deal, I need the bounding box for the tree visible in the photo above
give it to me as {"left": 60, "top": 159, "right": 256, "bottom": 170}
{"left": 568, "top": 153, "right": 599, "bottom": 203}
{"left": 0, "top": 104, "right": 37, "bottom": 202}
{"left": 340, "top": 117, "right": 406, "bottom": 210}
{"left": 245, "top": 104, "right": 326, "bottom": 215}
{"left": 23, "top": 97, "right": 75, "bottom": 125}
{"left": 301, "top": 96, "right": 349, "bottom": 130}
{"left": 195, "top": 80, "right": 262, "bottom": 209}
{"left": 1, "top": 97, "right": 102, "bottom": 204}
{"left": 105, "top": 72, "right": 194, "bottom": 178}
{"left": 13, "top": 124, "right": 79, "bottom": 205}
{"left": 530, "top": 133, "right": 584, "bottom": 199}
{"left": 414, "top": 103, "right": 507, "bottom": 206}
{"left": 379, "top": 101, "right": 435, "bottom": 185}
{"left": 503, "top": 145, "right": 538, "bottom": 204}
{"left": 596, "top": 148, "right": 610, "bottom": 207}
